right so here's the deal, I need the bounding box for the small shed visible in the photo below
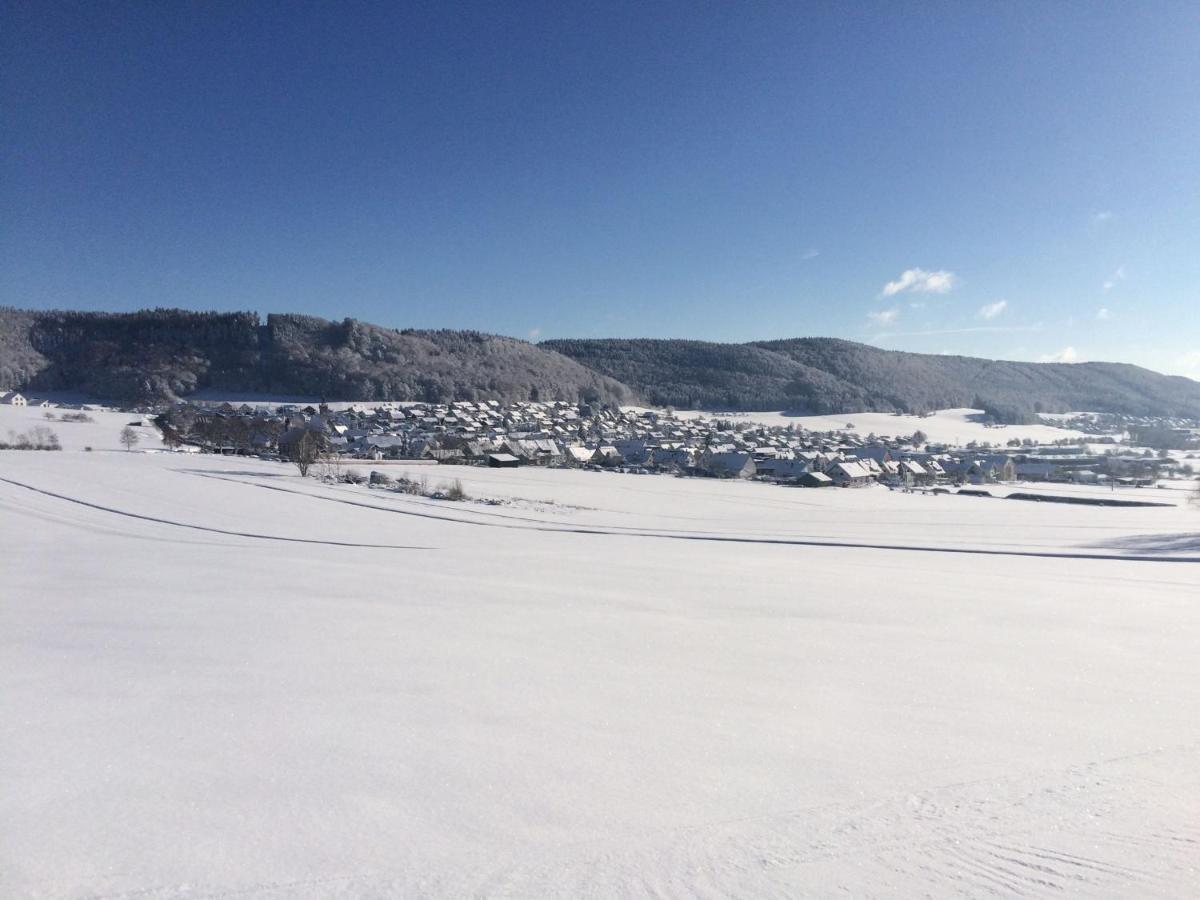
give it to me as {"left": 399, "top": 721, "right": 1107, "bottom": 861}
{"left": 487, "top": 453, "right": 521, "bottom": 468}
{"left": 798, "top": 471, "right": 833, "bottom": 488}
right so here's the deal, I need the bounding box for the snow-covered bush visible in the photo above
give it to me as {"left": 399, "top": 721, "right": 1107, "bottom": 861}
{"left": 0, "top": 426, "right": 61, "bottom": 450}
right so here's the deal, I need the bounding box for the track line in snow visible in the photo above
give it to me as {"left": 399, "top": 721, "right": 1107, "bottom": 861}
{"left": 0, "top": 476, "right": 433, "bottom": 551}
{"left": 0, "top": 494, "right": 248, "bottom": 550}
{"left": 190, "top": 472, "right": 1200, "bottom": 565}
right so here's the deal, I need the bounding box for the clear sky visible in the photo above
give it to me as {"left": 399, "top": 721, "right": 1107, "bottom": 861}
{"left": 3, "top": 2, "right": 1199, "bottom": 376}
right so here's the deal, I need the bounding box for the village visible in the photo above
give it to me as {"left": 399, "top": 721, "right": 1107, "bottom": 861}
{"left": 131, "top": 396, "right": 1200, "bottom": 491}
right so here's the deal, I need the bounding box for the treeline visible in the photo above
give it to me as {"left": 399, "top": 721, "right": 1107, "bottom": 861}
{"left": 0, "top": 308, "right": 632, "bottom": 405}
{"left": 543, "top": 337, "right": 1200, "bottom": 422}
{"left": 261, "top": 314, "right": 631, "bottom": 404}
{"left": 0, "top": 307, "right": 260, "bottom": 399}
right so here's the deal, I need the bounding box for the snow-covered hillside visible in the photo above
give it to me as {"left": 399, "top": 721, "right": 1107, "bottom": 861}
{"left": 0, "top": 403, "right": 164, "bottom": 452}
{"left": 3, "top": 450, "right": 1198, "bottom": 897}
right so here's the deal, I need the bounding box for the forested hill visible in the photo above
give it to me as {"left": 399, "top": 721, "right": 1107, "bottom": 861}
{"left": 3, "top": 307, "right": 1197, "bottom": 419}
{"left": 0, "top": 308, "right": 632, "bottom": 405}
{"left": 542, "top": 337, "right": 1200, "bottom": 421}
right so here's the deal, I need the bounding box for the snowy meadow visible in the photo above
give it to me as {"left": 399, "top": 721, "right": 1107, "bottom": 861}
{"left": 3, "top": 439, "right": 1199, "bottom": 897}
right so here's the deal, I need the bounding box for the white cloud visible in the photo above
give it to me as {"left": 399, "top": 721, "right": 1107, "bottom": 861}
{"left": 801, "top": 247, "right": 820, "bottom": 260}
{"left": 867, "top": 308, "right": 899, "bottom": 327}
{"left": 1040, "top": 346, "right": 1079, "bottom": 363}
{"left": 1092, "top": 211, "right": 1115, "bottom": 225}
{"left": 528, "top": 327, "right": 541, "bottom": 339}
{"left": 1175, "top": 351, "right": 1200, "bottom": 375}
{"left": 1102, "top": 264, "right": 1127, "bottom": 292}
{"left": 871, "top": 324, "right": 1040, "bottom": 339}
{"left": 1096, "top": 307, "right": 1112, "bottom": 321}
{"left": 881, "top": 268, "right": 958, "bottom": 297}
{"left": 977, "top": 300, "right": 1007, "bottom": 320}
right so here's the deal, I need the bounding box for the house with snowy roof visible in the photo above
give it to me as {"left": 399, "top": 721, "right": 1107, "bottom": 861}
{"left": 827, "top": 460, "right": 876, "bottom": 487}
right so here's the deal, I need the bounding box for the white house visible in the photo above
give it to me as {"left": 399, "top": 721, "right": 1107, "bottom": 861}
{"left": 756, "top": 457, "right": 812, "bottom": 480}
{"left": 827, "top": 460, "right": 876, "bottom": 487}
{"left": 590, "top": 446, "right": 624, "bottom": 466}
{"left": 898, "top": 459, "right": 933, "bottom": 486}
{"left": 565, "top": 445, "right": 595, "bottom": 465}
{"left": 704, "top": 451, "right": 757, "bottom": 479}
{"left": 1, "top": 391, "right": 28, "bottom": 407}
{"left": 647, "top": 447, "right": 696, "bottom": 471}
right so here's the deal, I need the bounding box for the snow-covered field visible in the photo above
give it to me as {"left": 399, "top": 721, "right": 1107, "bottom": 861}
{"left": 0, "top": 404, "right": 165, "bottom": 452}
{"left": 3, "top": 448, "right": 1199, "bottom": 897}
{"left": 669, "top": 407, "right": 1100, "bottom": 444}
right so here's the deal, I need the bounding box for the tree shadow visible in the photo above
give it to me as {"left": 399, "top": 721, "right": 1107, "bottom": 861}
{"left": 1088, "top": 532, "right": 1200, "bottom": 555}
{"left": 176, "top": 468, "right": 290, "bottom": 478}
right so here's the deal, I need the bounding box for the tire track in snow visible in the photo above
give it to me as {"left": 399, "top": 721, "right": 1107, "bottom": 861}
{"left": 0, "top": 476, "right": 432, "bottom": 551}
{"left": 189, "top": 472, "right": 1200, "bottom": 565}
{"left": 0, "top": 493, "right": 247, "bottom": 549}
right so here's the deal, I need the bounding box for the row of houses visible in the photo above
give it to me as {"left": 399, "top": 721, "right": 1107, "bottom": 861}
{"left": 161, "top": 399, "right": 1191, "bottom": 488}
{"left": 0, "top": 391, "right": 57, "bottom": 408}
{"left": 3, "top": 389, "right": 1190, "bottom": 488}
{"left": 172, "top": 402, "right": 998, "bottom": 487}
{"left": 0, "top": 391, "right": 95, "bottom": 411}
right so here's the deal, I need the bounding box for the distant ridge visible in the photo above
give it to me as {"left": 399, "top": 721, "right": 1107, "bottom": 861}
{"left": 544, "top": 337, "right": 1200, "bottom": 422}
{"left": 2, "top": 307, "right": 1197, "bottom": 421}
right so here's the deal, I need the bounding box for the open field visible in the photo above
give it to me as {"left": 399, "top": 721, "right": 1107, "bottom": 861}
{"left": 668, "top": 407, "right": 1100, "bottom": 445}
{"left": 3, "top": 448, "right": 1199, "bottom": 897}
{"left": 0, "top": 404, "right": 166, "bottom": 452}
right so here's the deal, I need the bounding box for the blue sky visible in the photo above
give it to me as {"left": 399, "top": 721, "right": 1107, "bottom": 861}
{"left": 3, "top": 2, "right": 1199, "bottom": 376}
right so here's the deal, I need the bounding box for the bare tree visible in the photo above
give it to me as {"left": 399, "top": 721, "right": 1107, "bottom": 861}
{"left": 36, "top": 426, "right": 61, "bottom": 450}
{"left": 316, "top": 450, "right": 343, "bottom": 483}
{"left": 285, "top": 428, "right": 323, "bottom": 477}
{"left": 120, "top": 426, "right": 140, "bottom": 451}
